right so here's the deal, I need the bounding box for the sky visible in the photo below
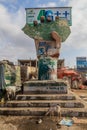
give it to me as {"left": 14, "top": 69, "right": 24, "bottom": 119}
{"left": 0, "top": 0, "right": 87, "bottom": 67}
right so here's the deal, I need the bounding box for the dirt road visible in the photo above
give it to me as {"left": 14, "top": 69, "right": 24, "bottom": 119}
{"left": 0, "top": 116, "right": 87, "bottom": 130}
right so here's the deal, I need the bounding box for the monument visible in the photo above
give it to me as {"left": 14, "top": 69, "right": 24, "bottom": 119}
{"left": 0, "top": 7, "right": 87, "bottom": 117}
{"left": 22, "top": 7, "right": 71, "bottom": 81}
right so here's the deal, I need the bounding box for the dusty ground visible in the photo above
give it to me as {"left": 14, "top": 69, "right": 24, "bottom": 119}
{"left": 71, "top": 89, "right": 87, "bottom": 102}
{"left": 0, "top": 116, "right": 87, "bottom": 130}
{"left": 72, "top": 89, "right": 87, "bottom": 96}
{"left": 0, "top": 89, "right": 87, "bottom": 130}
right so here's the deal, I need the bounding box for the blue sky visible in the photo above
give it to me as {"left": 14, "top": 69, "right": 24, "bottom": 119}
{"left": 0, "top": 0, "right": 87, "bottom": 67}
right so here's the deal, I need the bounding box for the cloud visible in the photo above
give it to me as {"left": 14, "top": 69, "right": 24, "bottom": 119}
{"left": 60, "top": 0, "right": 67, "bottom": 2}
{"left": 65, "top": 0, "right": 87, "bottom": 48}
{"left": 0, "top": 0, "right": 87, "bottom": 68}
{"left": 0, "top": 0, "right": 17, "bottom": 3}
{"left": 59, "top": 0, "right": 87, "bottom": 67}
{"left": 0, "top": 4, "right": 36, "bottom": 62}
{"left": 38, "top": 2, "right": 56, "bottom": 7}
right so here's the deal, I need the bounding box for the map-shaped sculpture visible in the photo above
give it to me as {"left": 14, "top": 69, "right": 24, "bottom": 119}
{"left": 22, "top": 19, "right": 71, "bottom": 42}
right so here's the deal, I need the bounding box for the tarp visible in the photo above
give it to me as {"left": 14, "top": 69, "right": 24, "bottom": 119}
{"left": 0, "top": 64, "right": 5, "bottom": 90}
{"left": 63, "top": 70, "right": 78, "bottom": 76}
{"left": 59, "top": 118, "right": 73, "bottom": 127}
{"left": 4, "top": 62, "right": 16, "bottom": 86}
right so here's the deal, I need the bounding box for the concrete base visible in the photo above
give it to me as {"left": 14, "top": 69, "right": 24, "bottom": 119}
{"left": 24, "top": 79, "right": 68, "bottom": 94}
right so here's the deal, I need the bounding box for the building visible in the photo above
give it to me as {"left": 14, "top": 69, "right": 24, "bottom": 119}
{"left": 18, "top": 59, "right": 38, "bottom": 81}
{"left": 76, "top": 57, "right": 87, "bottom": 72}
{"left": 18, "top": 59, "right": 64, "bottom": 81}
{"left": 76, "top": 57, "right": 87, "bottom": 80}
{"left": 57, "top": 59, "right": 65, "bottom": 69}
{"left": 18, "top": 59, "right": 64, "bottom": 69}
{"left": 18, "top": 59, "right": 37, "bottom": 67}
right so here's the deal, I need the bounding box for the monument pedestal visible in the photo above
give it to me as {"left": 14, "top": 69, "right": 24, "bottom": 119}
{"left": 24, "top": 79, "right": 68, "bottom": 94}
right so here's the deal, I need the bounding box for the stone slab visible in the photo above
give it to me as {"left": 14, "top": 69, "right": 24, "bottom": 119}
{"left": 16, "top": 94, "right": 76, "bottom": 100}
{"left": 0, "top": 107, "right": 87, "bottom": 117}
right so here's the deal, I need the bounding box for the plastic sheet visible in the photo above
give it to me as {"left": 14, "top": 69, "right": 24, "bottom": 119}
{"left": 59, "top": 118, "right": 73, "bottom": 127}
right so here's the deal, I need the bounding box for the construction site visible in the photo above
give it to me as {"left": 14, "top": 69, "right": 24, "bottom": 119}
{"left": 0, "top": 7, "right": 87, "bottom": 130}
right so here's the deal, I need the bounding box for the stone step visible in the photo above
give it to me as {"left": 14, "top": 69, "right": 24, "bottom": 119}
{"left": 24, "top": 90, "right": 67, "bottom": 94}
{"left": 0, "top": 107, "right": 87, "bottom": 117}
{"left": 0, "top": 100, "right": 84, "bottom": 108}
{"left": 16, "top": 94, "right": 76, "bottom": 100}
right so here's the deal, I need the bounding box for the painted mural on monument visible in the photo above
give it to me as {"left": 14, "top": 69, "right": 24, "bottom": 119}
{"left": 35, "top": 40, "right": 60, "bottom": 58}
{"left": 38, "top": 57, "right": 57, "bottom": 80}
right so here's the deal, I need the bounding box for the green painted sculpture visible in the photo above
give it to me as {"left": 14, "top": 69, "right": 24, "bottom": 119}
{"left": 22, "top": 18, "right": 71, "bottom": 42}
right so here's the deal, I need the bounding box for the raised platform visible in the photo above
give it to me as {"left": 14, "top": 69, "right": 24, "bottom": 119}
{"left": 24, "top": 79, "right": 68, "bottom": 94}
